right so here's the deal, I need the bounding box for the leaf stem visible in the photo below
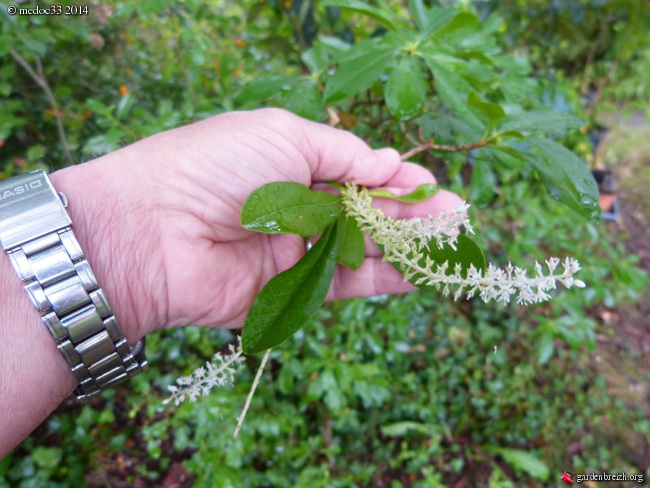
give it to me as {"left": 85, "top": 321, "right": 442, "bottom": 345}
{"left": 401, "top": 138, "right": 491, "bottom": 161}
{"left": 233, "top": 348, "right": 272, "bottom": 439}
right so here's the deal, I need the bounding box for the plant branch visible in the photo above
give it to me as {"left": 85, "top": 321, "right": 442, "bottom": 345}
{"left": 400, "top": 138, "right": 491, "bottom": 161}
{"left": 10, "top": 48, "right": 74, "bottom": 166}
{"left": 580, "top": 16, "right": 609, "bottom": 96}
{"left": 586, "top": 57, "right": 620, "bottom": 117}
{"left": 233, "top": 348, "right": 271, "bottom": 439}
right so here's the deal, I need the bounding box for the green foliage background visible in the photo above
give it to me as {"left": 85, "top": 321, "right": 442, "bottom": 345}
{"left": 1, "top": 0, "right": 649, "bottom": 486}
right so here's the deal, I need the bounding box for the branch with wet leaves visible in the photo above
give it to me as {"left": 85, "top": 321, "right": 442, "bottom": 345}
{"left": 400, "top": 138, "right": 491, "bottom": 161}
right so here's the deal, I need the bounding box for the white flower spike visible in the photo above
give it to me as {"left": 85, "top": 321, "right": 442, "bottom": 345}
{"left": 163, "top": 338, "right": 246, "bottom": 406}
{"left": 341, "top": 183, "right": 585, "bottom": 305}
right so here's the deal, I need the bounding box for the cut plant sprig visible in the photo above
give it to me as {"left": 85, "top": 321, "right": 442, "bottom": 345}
{"left": 164, "top": 181, "right": 587, "bottom": 438}
{"left": 237, "top": 181, "right": 586, "bottom": 356}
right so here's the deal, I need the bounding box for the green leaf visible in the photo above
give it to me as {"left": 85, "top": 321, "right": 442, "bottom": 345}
{"left": 241, "top": 182, "right": 342, "bottom": 237}
{"left": 233, "top": 75, "right": 297, "bottom": 104}
{"left": 319, "top": 35, "right": 352, "bottom": 54}
{"left": 398, "top": 235, "right": 487, "bottom": 289}
{"left": 469, "top": 159, "right": 496, "bottom": 207}
{"left": 325, "top": 42, "right": 396, "bottom": 103}
{"left": 321, "top": 0, "right": 402, "bottom": 31}
{"left": 32, "top": 446, "right": 63, "bottom": 470}
{"left": 381, "top": 421, "right": 430, "bottom": 437}
{"left": 23, "top": 38, "right": 47, "bottom": 57}
{"left": 85, "top": 99, "right": 115, "bottom": 118}
{"left": 536, "top": 333, "right": 555, "bottom": 365}
{"left": 385, "top": 56, "right": 427, "bottom": 120}
{"left": 482, "top": 446, "right": 549, "bottom": 481}
{"left": 467, "top": 92, "right": 505, "bottom": 134}
{"left": 423, "top": 11, "right": 477, "bottom": 40}
{"left": 426, "top": 60, "right": 483, "bottom": 133}
{"left": 525, "top": 137, "right": 600, "bottom": 222}
{"left": 282, "top": 78, "right": 324, "bottom": 120}
{"left": 301, "top": 45, "right": 330, "bottom": 75}
{"left": 336, "top": 213, "right": 365, "bottom": 270}
{"left": 495, "top": 130, "right": 524, "bottom": 140}
{"left": 116, "top": 93, "right": 133, "bottom": 120}
{"left": 368, "top": 183, "right": 439, "bottom": 203}
{"left": 307, "top": 369, "right": 346, "bottom": 411}
{"left": 500, "top": 110, "right": 584, "bottom": 136}
{"left": 420, "top": 7, "right": 456, "bottom": 40}
{"left": 326, "top": 181, "right": 345, "bottom": 191}
{"left": 242, "top": 222, "right": 339, "bottom": 354}
{"left": 407, "top": 0, "right": 428, "bottom": 32}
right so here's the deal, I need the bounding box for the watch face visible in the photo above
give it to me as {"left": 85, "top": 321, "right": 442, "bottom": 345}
{"left": 0, "top": 171, "right": 71, "bottom": 251}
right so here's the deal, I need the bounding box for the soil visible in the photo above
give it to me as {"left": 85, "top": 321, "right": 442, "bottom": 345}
{"left": 589, "top": 110, "right": 650, "bottom": 468}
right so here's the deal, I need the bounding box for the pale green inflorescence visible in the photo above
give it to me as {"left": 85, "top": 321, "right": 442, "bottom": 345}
{"left": 164, "top": 340, "right": 245, "bottom": 406}
{"left": 340, "top": 183, "right": 586, "bottom": 306}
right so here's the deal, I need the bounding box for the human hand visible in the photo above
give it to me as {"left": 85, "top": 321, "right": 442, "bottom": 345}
{"left": 52, "top": 109, "right": 462, "bottom": 341}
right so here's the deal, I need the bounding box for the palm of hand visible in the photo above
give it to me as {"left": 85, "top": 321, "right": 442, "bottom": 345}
{"left": 88, "top": 109, "right": 460, "bottom": 337}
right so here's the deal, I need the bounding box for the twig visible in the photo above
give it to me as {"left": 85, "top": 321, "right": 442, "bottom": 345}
{"left": 10, "top": 48, "right": 74, "bottom": 165}
{"left": 400, "top": 139, "right": 490, "bottom": 161}
{"left": 586, "top": 57, "right": 620, "bottom": 117}
{"left": 580, "top": 16, "right": 609, "bottom": 96}
{"left": 233, "top": 348, "right": 271, "bottom": 439}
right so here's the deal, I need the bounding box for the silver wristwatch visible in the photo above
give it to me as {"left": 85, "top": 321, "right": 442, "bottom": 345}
{"left": 0, "top": 170, "right": 147, "bottom": 403}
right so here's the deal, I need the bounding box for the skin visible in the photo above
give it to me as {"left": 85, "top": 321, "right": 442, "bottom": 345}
{"left": 0, "top": 109, "right": 462, "bottom": 459}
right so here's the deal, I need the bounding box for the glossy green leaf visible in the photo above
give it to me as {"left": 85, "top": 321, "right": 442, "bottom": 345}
{"left": 321, "top": 0, "right": 402, "bottom": 31}
{"left": 426, "top": 60, "right": 483, "bottom": 133}
{"left": 469, "top": 159, "right": 496, "bottom": 207}
{"left": 319, "top": 35, "right": 352, "bottom": 54}
{"left": 420, "top": 7, "right": 456, "bottom": 40}
{"left": 241, "top": 182, "right": 342, "bottom": 237}
{"left": 423, "top": 11, "right": 477, "bottom": 40}
{"left": 385, "top": 56, "right": 427, "bottom": 120}
{"left": 282, "top": 78, "right": 324, "bottom": 120}
{"left": 397, "top": 235, "right": 486, "bottom": 289}
{"left": 301, "top": 45, "right": 330, "bottom": 75}
{"left": 482, "top": 446, "right": 549, "bottom": 481}
{"left": 336, "top": 213, "right": 365, "bottom": 270}
{"left": 500, "top": 110, "right": 584, "bottom": 136}
{"left": 495, "top": 130, "right": 524, "bottom": 140}
{"left": 408, "top": 0, "right": 428, "bottom": 32}
{"left": 233, "top": 75, "right": 297, "bottom": 104}
{"left": 467, "top": 91, "right": 505, "bottom": 134}
{"left": 242, "top": 222, "right": 339, "bottom": 354}
{"left": 368, "top": 183, "right": 439, "bottom": 203}
{"left": 325, "top": 42, "right": 396, "bottom": 103}
{"left": 525, "top": 137, "right": 600, "bottom": 222}
{"left": 455, "top": 51, "right": 495, "bottom": 66}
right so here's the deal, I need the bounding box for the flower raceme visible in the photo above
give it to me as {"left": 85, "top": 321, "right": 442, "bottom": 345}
{"left": 163, "top": 341, "right": 245, "bottom": 407}
{"left": 340, "top": 183, "right": 586, "bottom": 305}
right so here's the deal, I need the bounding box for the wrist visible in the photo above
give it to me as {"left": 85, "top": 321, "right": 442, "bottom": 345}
{"left": 49, "top": 154, "right": 165, "bottom": 341}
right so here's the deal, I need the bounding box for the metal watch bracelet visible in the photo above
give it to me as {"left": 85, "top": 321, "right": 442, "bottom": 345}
{"left": 0, "top": 170, "right": 147, "bottom": 403}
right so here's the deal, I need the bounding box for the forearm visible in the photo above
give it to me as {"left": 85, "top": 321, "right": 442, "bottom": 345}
{"left": 0, "top": 188, "right": 77, "bottom": 458}
{"left": 0, "top": 161, "right": 146, "bottom": 459}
